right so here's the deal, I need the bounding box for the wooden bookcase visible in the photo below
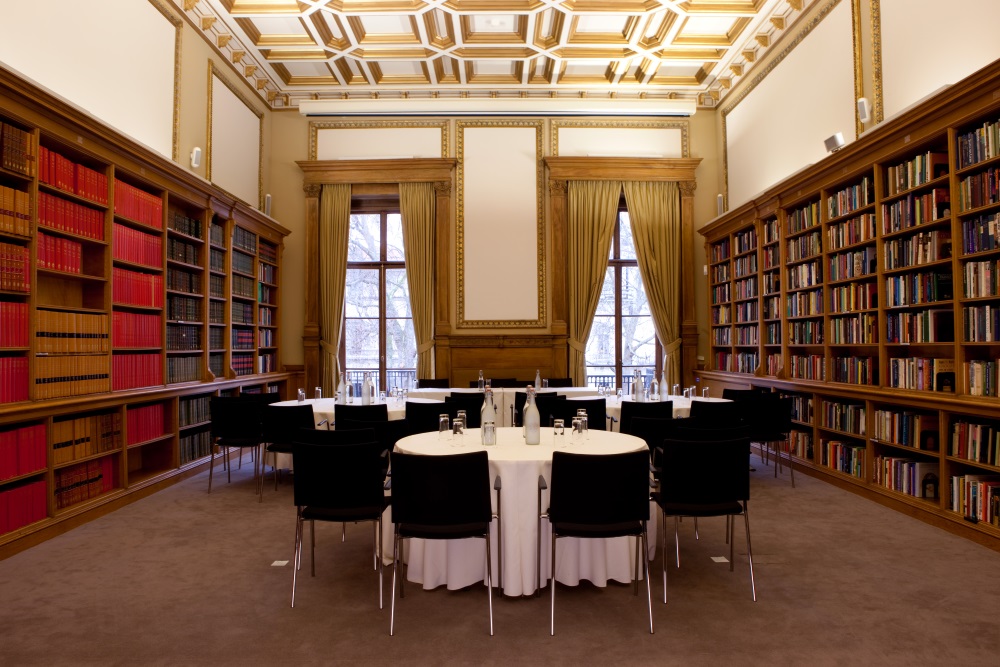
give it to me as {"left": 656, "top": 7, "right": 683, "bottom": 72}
{"left": 697, "top": 59, "right": 1000, "bottom": 550}
{"left": 0, "top": 67, "right": 295, "bottom": 555}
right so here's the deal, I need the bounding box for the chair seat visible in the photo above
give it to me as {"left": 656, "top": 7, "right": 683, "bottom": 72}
{"left": 217, "top": 436, "right": 259, "bottom": 448}
{"left": 302, "top": 504, "right": 387, "bottom": 523}
{"left": 398, "top": 522, "right": 489, "bottom": 540}
{"left": 655, "top": 499, "right": 743, "bottom": 517}
{"left": 266, "top": 441, "right": 294, "bottom": 454}
{"left": 551, "top": 520, "right": 644, "bottom": 539}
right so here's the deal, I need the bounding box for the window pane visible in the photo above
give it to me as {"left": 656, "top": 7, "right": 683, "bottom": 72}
{"left": 622, "top": 316, "right": 657, "bottom": 366}
{"left": 594, "top": 267, "right": 615, "bottom": 315}
{"left": 344, "top": 268, "right": 380, "bottom": 317}
{"left": 619, "top": 212, "right": 636, "bottom": 260}
{"left": 386, "top": 268, "right": 411, "bottom": 318}
{"left": 586, "top": 315, "right": 615, "bottom": 366}
{"left": 386, "top": 317, "right": 416, "bottom": 370}
{"left": 345, "top": 318, "right": 379, "bottom": 371}
{"left": 387, "top": 213, "right": 405, "bottom": 261}
{"left": 621, "top": 266, "right": 651, "bottom": 315}
{"left": 348, "top": 213, "right": 381, "bottom": 262}
{"left": 585, "top": 366, "right": 615, "bottom": 389}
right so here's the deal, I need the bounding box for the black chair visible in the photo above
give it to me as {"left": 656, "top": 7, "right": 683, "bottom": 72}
{"left": 416, "top": 378, "right": 450, "bottom": 389}
{"left": 653, "top": 436, "right": 756, "bottom": 604}
{"left": 545, "top": 377, "right": 574, "bottom": 388}
{"left": 335, "top": 402, "right": 389, "bottom": 423}
{"left": 289, "top": 441, "right": 391, "bottom": 608}
{"left": 389, "top": 450, "right": 500, "bottom": 636}
{"left": 259, "top": 404, "right": 317, "bottom": 500}
{"left": 688, "top": 399, "right": 745, "bottom": 422}
{"left": 561, "top": 397, "right": 609, "bottom": 431}
{"left": 444, "top": 392, "right": 486, "bottom": 428}
{"left": 619, "top": 400, "right": 674, "bottom": 436}
{"left": 512, "top": 390, "right": 561, "bottom": 426}
{"left": 295, "top": 426, "right": 378, "bottom": 447}
{"left": 404, "top": 400, "right": 449, "bottom": 435}
{"left": 486, "top": 377, "right": 519, "bottom": 388}
{"left": 721, "top": 388, "right": 772, "bottom": 401}
{"left": 335, "top": 418, "right": 407, "bottom": 477}
{"left": 745, "top": 396, "right": 795, "bottom": 486}
{"left": 540, "top": 450, "right": 653, "bottom": 635}
{"left": 208, "top": 396, "right": 264, "bottom": 493}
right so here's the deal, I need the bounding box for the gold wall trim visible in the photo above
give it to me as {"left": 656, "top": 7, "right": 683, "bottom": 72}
{"left": 871, "top": 0, "right": 883, "bottom": 123}
{"left": 207, "top": 60, "right": 266, "bottom": 209}
{"left": 719, "top": 0, "right": 843, "bottom": 206}
{"left": 149, "top": 0, "right": 183, "bottom": 163}
{"left": 851, "top": 0, "right": 863, "bottom": 138}
{"left": 549, "top": 119, "right": 690, "bottom": 158}
{"left": 307, "top": 120, "right": 449, "bottom": 160}
{"left": 456, "top": 119, "right": 545, "bottom": 329}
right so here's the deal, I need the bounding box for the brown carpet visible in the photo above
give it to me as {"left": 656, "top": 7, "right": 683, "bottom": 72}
{"left": 1, "top": 456, "right": 999, "bottom": 666}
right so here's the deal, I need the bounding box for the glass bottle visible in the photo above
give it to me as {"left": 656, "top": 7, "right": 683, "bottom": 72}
{"left": 523, "top": 386, "right": 541, "bottom": 446}
{"left": 336, "top": 371, "right": 347, "bottom": 405}
{"left": 361, "top": 372, "right": 372, "bottom": 406}
{"left": 477, "top": 370, "right": 485, "bottom": 392}
{"left": 649, "top": 375, "right": 659, "bottom": 401}
{"left": 480, "top": 388, "right": 497, "bottom": 446}
{"left": 534, "top": 369, "right": 542, "bottom": 391}
{"left": 660, "top": 369, "right": 669, "bottom": 400}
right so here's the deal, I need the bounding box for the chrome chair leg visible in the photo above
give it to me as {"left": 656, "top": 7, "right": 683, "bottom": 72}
{"left": 642, "top": 526, "right": 653, "bottom": 634}
{"left": 674, "top": 516, "right": 681, "bottom": 568}
{"left": 744, "top": 502, "right": 756, "bottom": 602}
{"left": 550, "top": 531, "right": 557, "bottom": 635}
{"left": 208, "top": 443, "right": 216, "bottom": 493}
{"left": 729, "top": 512, "right": 735, "bottom": 570}
{"left": 661, "top": 509, "right": 668, "bottom": 604}
{"left": 310, "top": 520, "right": 316, "bottom": 577}
{"left": 390, "top": 529, "right": 399, "bottom": 635}
{"left": 633, "top": 531, "right": 640, "bottom": 596}
{"left": 377, "top": 517, "right": 384, "bottom": 610}
{"left": 486, "top": 532, "right": 494, "bottom": 636}
{"left": 694, "top": 517, "right": 699, "bottom": 540}
{"left": 291, "top": 513, "right": 301, "bottom": 607}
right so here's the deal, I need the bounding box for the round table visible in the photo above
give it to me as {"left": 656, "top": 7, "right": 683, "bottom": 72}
{"left": 390, "top": 426, "right": 653, "bottom": 597}
{"left": 597, "top": 395, "right": 732, "bottom": 430}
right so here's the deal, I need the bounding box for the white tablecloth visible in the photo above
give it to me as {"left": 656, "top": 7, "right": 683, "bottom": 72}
{"left": 389, "top": 426, "right": 654, "bottom": 597}
{"left": 408, "top": 387, "right": 602, "bottom": 427}
{"left": 599, "top": 395, "right": 732, "bottom": 430}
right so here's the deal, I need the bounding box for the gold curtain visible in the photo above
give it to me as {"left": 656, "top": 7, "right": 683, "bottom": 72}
{"left": 623, "top": 181, "right": 682, "bottom": 387}
{"left": 399, "top": 182, "right": 435, "bottom": 379}
{"left": 318, "top": 183, "right": 351, "bottom": 395}
{"left": 567, "top": 180, "right": 620, "bottom": 385}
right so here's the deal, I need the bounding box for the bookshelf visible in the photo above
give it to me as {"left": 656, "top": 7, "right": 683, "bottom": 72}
{"left": 696, "top": 59, "right": 1000, "bottom": 549}
{"left": 0, "top": 66, "right": 296, "bottom": 555}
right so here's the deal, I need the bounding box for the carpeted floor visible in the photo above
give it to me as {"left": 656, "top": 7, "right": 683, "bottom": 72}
{"left": 1, "top": 455, "right": 999, "bottom": 666}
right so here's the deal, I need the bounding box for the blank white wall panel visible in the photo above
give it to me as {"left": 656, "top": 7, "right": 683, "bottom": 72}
{"left": 460, "top": 124, "right": 542, "bottom": 324}
{"left": 210, "top": 73, "right": 261, "bottom": 207}
{"left": 557, "top": 126, "right": 685, "bottom": 158}
{"left": 725, "top": 0, "right": 854, "bottom": 207}
{"left": 881, "top": 0, "right": 1000, "bottom": 120}
{"left": 0, "top": 0, "right": 176, "bottom": 157}
{"left": 315, "top": 127, "right": 443, "bottom": 159}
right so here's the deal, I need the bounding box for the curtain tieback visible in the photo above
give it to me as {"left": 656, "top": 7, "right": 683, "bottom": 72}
{"left": 567, "top": 338, "right": 586, "bottom": 352}
{"left": 320, "top": 340, "right": 337, "bottom": 356}
{"left": 418, "top": 340, "right": 435, "bottom": 354}
{"left": 663, "top": 338, "right": 682, "bottom": 355}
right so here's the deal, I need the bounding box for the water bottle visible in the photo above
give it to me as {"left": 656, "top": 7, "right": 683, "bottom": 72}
{"left": 336, "top": 371, "right": 347, "bottom": 405}
{"left": 361, "top": 372, "right": 372, "bottom": 406}
{"left": 649, "top": 376, "right": 659, "bottom": 401}
{"left": 480, "top": 388, "right": 497, "bottom": 446}
{"left": 660, "top": 370, "right": 669, "bottom": 400}
{"left": 534, "top": 369, "right": 542, "bottom": 391}
{"left": 477, "top": 370, "right": 485, "bottom": 392}
{"left": 523, "top": 386, "right": 541, "bottom": 446}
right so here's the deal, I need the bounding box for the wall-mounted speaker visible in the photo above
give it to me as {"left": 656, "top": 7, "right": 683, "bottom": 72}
{"left": 857, "top": 97, "right": 872, "bottom": 124}
{"left": 824, "top": 132, "right": 846, "bottom": 153}
{"left": 264, "top": 193, "right": 272, "bottom": 217}
{"left": 190, "top": 146, "right": 202, "bottom": 169}
{"left": 716, "top": 193, "right": 725, "bottom": 216}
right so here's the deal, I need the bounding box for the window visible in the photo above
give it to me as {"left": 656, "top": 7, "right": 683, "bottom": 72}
{"left": 585, "top": 206, "right": 660, "bottom": 392}
{"left": 341, "top": 204, "right": 416, "bottom": 392}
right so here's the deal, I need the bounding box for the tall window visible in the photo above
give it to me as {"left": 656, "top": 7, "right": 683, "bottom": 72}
{"left": 341, "top": 203, "right": 416, "bottom": 392}
{"left": 585, "top": 206, "right": 660, "bottom": 392}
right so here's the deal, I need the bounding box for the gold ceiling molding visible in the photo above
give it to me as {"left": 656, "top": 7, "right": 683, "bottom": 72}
{"left": 456, "top": 119, "right": 545, "bottom": 329}
{"left": 550, "top": 119, "right": 691, "bottom": 157}
{"left": 307, "top": 120, "right": 448, "bottom": 161}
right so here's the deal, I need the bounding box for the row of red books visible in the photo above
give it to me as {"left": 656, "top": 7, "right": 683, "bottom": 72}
{"left": 38, "top": 192, "right": 105, "bottom": 241}
{"left": 0, "top": 301, "right": 28, "bottom": 347}
{"left": 127, "top": 403, "right": 168, "bottom": 446}
{"left": 37, "top": 232, "right": 82, "bottom": 274}
{"left": 112, "top": 311, "right": 162, "bottom": 349}
{"left": 114, "top": 179, "right": 162, "bottom": 230}
{"left": 0, "top": 480, "right": 46, "bottom": 536}
{"left": 0, "top": 357, "right": 28, "bottom": 403}
{"left": 112, "top": 353, "right": 163, "bottom": 391}
{"left": 0, "top": 423, "right": 46, "bottom": 480}
{"left": 34, "top": 355, "right": 111, "bottom": 400}
{"left": 113, "top": 222, "right": 162, "bottom": 269}
{"left": 0, "top": 184, "right": 31, "bottom": 236}
{"left": 52, "top": 412, "right": 121, "bottom": 465}
{"left": 112, "top": 267, "right": 164, "bottom": 308}
{"left": 0, "top": 242, "right": 30, "bottom": 292}
{"left": 1, "top": 122, "right": 35, "bottom": 177}
{"left": 54, "top": 458, "right": 116, "bottom": 510}
{"left": 36, "top": 309, "right": 109, "bottom": 354}
{"left": 38, "top": 146, "right": 108, "bottom": 205}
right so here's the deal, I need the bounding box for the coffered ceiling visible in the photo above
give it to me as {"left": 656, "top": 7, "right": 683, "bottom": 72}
{"left": 174, "top": 0, "right": 813, "bottom": 112}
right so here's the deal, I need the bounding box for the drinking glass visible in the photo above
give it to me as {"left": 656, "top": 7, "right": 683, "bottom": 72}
{"left": 615, "top": 388, "right": 623, "bottom": 403}
{"left": 451, "top": 415, "right": 465, "bottom": 447}
{"left": 552, "top": 418, "right": 565, "bottom": 436}
{"left": 438, "top": 414, "right": 451, "bottom": 440}
{"left": 379, "top": 391, "right": 387, "bottom": 403}
{"left": 314, "top": 387, "right": 322, "bottom": 399}
{"left": 571, "top": 417, "right": 584, "bottom": 443}
{"left": 672, "top": 384, "right": 680, "bottom": 396}
{"left": 297, "top": 388, "right": 306, "bottom": 402}
{"left": 598, "top": 385, "right": 606, "bottom": 397}
{"left": 541, "top": 379, "right": 549, "bottom": 389}
{"left": 576, "top": 409, "right": 588, "bottom": 438}
{"left": 703, "top": 387, "right": 710, "bottom": 398}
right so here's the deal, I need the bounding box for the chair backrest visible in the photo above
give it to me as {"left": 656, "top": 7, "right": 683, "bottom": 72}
{"left": 664, "top": 417, "right": 752, "bottom": 441}
{"left": 487, "top": 377, "right": 519, "bottom": 388}
{"left": 445, "top": 392, "right": 486, "bottom": 428}
{"left": 512, "top": 390, "right": 561, "bottom": 426}
{"left": 721, "top": 388, "right": 772, "bottom": 402}
{"left": 548, "top": 450, "right": 650, "bottom": 525}
{"left": 558, "top": 398, "right": 608, "bottom": 431}
{"left": 262, "top": 404, "right": 315, "bottom": 445}
{"left": 688, "top": 399, "right": 744, "bottom": 422}
{"left": 291, "top": 441, "right": 386, "bottom": 511}
{"left": 657, "top": 437, "right": 751, "bottom": 504}
{"left": 628, "top": 416, "right": 676, "bottom": 456}
{"left": 239, "top": 391, "right": 285, "bottom": 405}
{"left": 404, "top": 400, "right": 449, "bottom": 435}
{"left": 545, "top": 377, "right": 574, "bottom": 388}
{"left": 619, "top": 400, "right": 674, "bottom": 435}
{"left": 417, "top": 378, "right": 450, "bottom": 389}
{"left": 295, "top": 427, "right": 377, "bottom": 447}
{"left": 391, "top": 451, "right": 492, "bottom": 528}
{"left": 335, "top": 402, "right": 389, "bottom": 423}
{"left": 210, "top": 396, "right": 262, "bottom": 440}
{"left": 743, "top": 396, "right": 793, "bottom": 440}
{"left": 334, "top": 418, "right": 406, "bottom": 460}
